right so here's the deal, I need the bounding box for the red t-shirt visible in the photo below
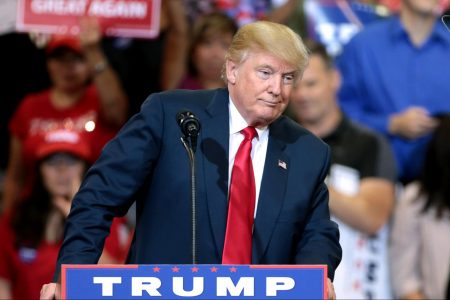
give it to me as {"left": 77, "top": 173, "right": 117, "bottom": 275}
{"left": 0, "top": 215, "right": 131, "bottom": 300}
{"left": 104, "top": 217, "right": 133, "bottom": 263}
{"left": 0, "top": 215, "right": 60, "bottom": 300}
{"left": 9, "top": 85, "right": 118, "bottom": 166}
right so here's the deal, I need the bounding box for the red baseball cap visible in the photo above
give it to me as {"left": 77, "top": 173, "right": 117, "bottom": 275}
{"left": 46, "top": 34, "right": 83, "bottom": 56}
{"left": 35, "top": 129, "right": 91, "bottom": 162}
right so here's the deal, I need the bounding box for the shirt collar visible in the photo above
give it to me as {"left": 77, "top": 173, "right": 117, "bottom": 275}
{"left": 322, "top": 116, "right": 350, "bottom": 144}
{"left": 229, "top": 96, "right": 268, "bottom": 139}
{"left": 432, "top": 18, "right": 450, "bottom": 45}
{"left": 390, "top": 14, "right": 450, "bottom": 46}
{"left": 390, "top": 15, "right": 407, "bottom": 40}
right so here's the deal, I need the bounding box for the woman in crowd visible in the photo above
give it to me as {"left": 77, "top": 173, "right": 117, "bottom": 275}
{"left": 390, "top": 115, "right": 450, "bottom": 300}
{"left": 177, "top": 12, "right": 238, "bottom": 90}
{"left": 3, "top": 18, "right": 128, "bottom": 212}
{"left": 0, "top": 130, "right": 131, "bottom": 299}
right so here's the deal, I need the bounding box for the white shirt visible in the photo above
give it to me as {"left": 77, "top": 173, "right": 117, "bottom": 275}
{"left": 228, "top": 97, "right": 269, "bottom": 218}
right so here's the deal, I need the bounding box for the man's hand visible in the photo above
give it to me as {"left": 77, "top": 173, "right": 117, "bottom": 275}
{"left": 40, "top": 283, "right": 60, "bottom": 300}
{"left": 389, "top": 107, "right": 438, "bottom": 139}
{"left": 327, "top": 278, "right": 336, "bottom": 300}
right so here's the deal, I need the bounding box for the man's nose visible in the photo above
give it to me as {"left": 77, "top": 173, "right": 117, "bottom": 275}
{"left": 268, "top": 75, "right": 282, "bottom": 97}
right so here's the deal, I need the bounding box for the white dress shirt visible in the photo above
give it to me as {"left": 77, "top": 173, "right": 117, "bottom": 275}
{"left": 228, "top": 97, "right": 269, "bottom": 218}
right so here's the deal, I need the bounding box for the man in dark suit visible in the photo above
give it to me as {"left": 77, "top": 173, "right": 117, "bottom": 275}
{"left": 41, "top": 21, "right": 341, "bottom": 299}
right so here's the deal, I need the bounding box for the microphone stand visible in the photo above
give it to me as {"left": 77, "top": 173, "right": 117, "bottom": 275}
{"left": 180, "top": 136, "right": 197, "bottom": 265}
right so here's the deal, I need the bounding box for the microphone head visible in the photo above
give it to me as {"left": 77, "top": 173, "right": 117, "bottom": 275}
{"left": 176, "top": 110, "right": 201, "bottom": 137}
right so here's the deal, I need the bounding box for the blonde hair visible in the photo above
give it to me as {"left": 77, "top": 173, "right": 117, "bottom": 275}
{"left": 223, "top": 21, "right": 309, "bottom": 81}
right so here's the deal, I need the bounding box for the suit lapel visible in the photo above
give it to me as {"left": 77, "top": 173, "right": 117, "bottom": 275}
{"left": 252, "top": 120, "right": 289, "bottom": 263}
{"left": 199, "top": 89, "right": 230, "bottom": 259}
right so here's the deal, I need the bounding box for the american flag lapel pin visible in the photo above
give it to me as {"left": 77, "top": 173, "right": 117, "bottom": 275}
{"left": 278, "top": 159, "right": 287, "bottom": 170}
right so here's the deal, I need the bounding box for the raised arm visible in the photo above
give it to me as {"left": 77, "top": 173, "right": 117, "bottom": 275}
{"left": 79, "top": 17, "right": 128, "bottom": 126}
{"left": 160, "top": 0, "right": 189, "bottom": 90}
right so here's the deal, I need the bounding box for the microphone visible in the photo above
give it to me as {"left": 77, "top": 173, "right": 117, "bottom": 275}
{"left": 176, "top": 110, "right": 201, "bottom": 153}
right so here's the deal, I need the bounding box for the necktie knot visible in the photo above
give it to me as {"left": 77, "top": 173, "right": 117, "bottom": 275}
{"left": 241, "top": 126, "right": 257, "bottom": 141}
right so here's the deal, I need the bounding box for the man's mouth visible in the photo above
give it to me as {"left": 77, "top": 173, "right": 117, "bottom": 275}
{"left": 259, "top": 99, "right": 280, "bottom": 106}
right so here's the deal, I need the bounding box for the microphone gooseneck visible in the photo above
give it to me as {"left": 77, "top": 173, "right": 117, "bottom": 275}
{"left": 176, "top": 110, "right": 201, "bottom": 265}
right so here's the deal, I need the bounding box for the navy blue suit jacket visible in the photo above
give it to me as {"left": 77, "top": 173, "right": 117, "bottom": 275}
{"left": 55, "top": 88, "right": 341, "bottom": 279}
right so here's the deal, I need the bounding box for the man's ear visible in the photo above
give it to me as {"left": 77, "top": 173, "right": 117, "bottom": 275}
{"left": 331, "top": 69, "right": 341, "bottom": 92}
{"left": 226, "top": 60, "right": 238, "bottom": 84}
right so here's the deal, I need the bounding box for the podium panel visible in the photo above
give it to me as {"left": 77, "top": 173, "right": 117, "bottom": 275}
{"left": 62, "top": 264, "right": 327, "bottom": 299}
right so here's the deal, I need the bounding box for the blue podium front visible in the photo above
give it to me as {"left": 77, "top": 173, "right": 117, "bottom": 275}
{"left": 62, "top": 264, "right": 327, "bottom": 299}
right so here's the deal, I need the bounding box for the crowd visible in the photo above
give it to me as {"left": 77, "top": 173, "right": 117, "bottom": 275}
{"left": 0, "top": 0, "right": 449, "bottom": 299}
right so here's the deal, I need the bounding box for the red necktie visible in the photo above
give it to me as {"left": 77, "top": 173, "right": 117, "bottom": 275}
{"left": 222, "top": 126, "right": 257, "bottom": 264}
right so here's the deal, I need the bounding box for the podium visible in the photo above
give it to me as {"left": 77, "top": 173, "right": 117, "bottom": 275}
{"left": 62, "top": 264, "right": 327, "bottom": 299}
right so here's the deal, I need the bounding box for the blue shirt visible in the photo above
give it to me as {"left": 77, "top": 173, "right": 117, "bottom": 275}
{"left": 337, "top": 15, "right": 450, "bottom": 181}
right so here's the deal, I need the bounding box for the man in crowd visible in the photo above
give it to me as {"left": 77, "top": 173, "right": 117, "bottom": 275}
{"left": 337, "top": 0, "right": 450, "bottom": 183}
{"left": 290, "top": 40, "right": 396, "bottom": 299}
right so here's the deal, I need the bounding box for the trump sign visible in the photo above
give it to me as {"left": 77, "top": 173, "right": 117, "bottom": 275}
{"left": 16, "top": 0, "right": 161, "bottom": 38}
{"left": 62, "top": 264, "right": 327, "bottom": 299}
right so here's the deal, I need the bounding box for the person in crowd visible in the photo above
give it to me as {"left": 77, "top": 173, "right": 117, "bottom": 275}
{"left": 0, "top": 130, "right": 131, "bottom": 300}
{"left": 0, "top": 32, "right": 50, "bottom": 185}
{"left": 2, "top": 18, "right": 128, "bottom": 212}
{"left": 290, "top": 40, "right": 396, "bottom": 299}
{"left": 389, "top": 115, "right": 450, "bottom": 300}
{"left": 40, "top": 21, "right": 341, "bottom": 299}
{"left": 161, "top": 0, "right": 300, "bottom": 91}
{"left": 177, "top": 12, "right": 238, "bottom": 90}
{"left": 337, "top": 0, "right": 450, "bottom": 183}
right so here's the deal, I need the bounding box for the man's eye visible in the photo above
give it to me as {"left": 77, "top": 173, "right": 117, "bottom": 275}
{"left": 258, "top": 69, "right": 271, "bottom": 78}
{"left": 283, "top": 75, "right": 295, "bottom": 84}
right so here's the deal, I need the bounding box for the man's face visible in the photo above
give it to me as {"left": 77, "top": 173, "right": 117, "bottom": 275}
{"left": 290, "top": 55, "right": 340, "bottom": 125}
{"left": 402, "top": 0, "right": 440, "bottom": 16}
{"left": 226, "top": 51, "right": 297, "bottom": 128}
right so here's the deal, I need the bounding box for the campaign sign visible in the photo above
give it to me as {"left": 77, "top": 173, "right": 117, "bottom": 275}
{"left": 61, "top": 264, "right": 327, "bottom": 299}
{"left": 304, "top": 0, "right": 385, "bottom": 56}
{"left": 16, "top": 0, "right": 161, "bottom": 38}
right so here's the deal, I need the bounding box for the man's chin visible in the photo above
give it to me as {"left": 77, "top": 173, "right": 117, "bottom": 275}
{"left": 254, "top": 113, "right": 283, "bottom": 127}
